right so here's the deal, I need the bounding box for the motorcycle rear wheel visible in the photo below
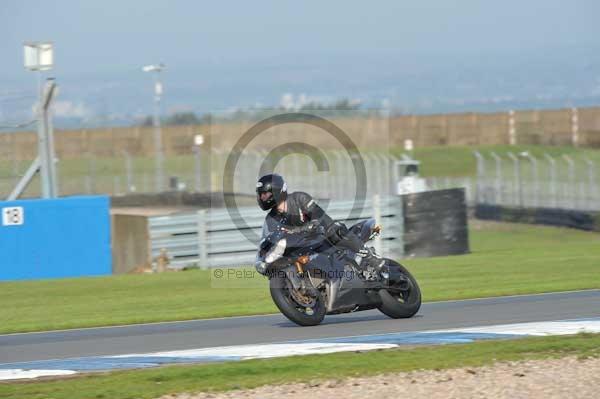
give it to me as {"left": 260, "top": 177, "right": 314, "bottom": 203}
{"left": 269, "top": 271, "right": 326, "bottom": 326}
{"left": 377, "top": 260, "right": 422, "bottom": 319}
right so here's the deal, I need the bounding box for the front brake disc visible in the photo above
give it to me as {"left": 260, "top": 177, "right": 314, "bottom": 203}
{"left": 290, "top": 286, "right": 317, "bottom": 307}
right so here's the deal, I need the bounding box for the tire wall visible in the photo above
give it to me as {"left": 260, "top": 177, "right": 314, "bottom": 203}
{"left": 475, "top": 204, "right": 600, "bottom": 232}
{"left": 401, "top": 188, "right": 470, "bottom": 258}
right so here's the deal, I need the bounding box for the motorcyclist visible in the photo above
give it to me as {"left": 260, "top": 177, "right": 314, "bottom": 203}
{"left": 255, "top": 173, "right": 384, "bottom": 279}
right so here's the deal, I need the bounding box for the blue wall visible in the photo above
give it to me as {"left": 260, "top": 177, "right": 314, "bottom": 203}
{"left": 0, "top": 196, "right": 111, "bottom": 281}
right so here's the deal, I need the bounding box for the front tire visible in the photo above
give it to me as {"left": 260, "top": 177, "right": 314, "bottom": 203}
{"left": 377, "top": 260, "right": 421, "bottom": 319}
{"left": 269, "top": 271, "right": 326, "bottom": 326}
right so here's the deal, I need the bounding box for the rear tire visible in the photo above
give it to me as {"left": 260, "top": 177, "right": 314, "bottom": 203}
{"left": 377, "top": 260, "right": 421, "bottom": 319}
{"left": 269, "top": 272, "right": 326, "bottom": 326}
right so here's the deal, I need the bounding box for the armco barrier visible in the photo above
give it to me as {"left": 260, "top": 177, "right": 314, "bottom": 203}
{"left": 401, "top": 188, "right": 470, "bottom": 258}
{"left": 475, "top": 204, "right": 600, "bottom": 232}
{"left": 147, "top": 196, "right": 404, "bottom": 269}
{"left": 0, "top": 196, "right": 111, "bottom": 281}
{"left": 113, "top": 191, "right": 471, "bottom": 273}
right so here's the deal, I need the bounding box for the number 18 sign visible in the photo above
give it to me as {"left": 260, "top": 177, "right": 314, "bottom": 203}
{"left": 2, "top": 207, "right": 24, "bottom": 226}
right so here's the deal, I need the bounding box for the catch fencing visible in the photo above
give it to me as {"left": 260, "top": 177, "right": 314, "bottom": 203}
{"left": 6, "top": 105, "right": 600, "bottom": 201}
{"left": 148, "top": 195, "right": 403, "bottom": 269}
{"left": 422, "top": 152, "right": 600, "bottom": 212}
{"left": 221, "top": 150, "right": 396, "bottom": 201}
{"left": 1, "top": 148, "right": 398, "bottom": 201}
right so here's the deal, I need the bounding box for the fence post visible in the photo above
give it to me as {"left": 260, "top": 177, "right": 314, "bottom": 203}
{"left": 197, "top": 209, "right": 208, "bottom": 268}
{"left": 571, "top": 107, "right": 579, "bottom": 147}
{"left": 288, "top": 154, "right": 302, "bottom": 192}
{"left": 562, "top": 155, "right": 576, "bottom": 210}
{"left": 544, "top": 153, "right": 558, "bottom": 208}
{"left": 318, "top": 151, "right": 326, "bottom": 199}
{"left": 464, "top": 177, "right": 474, "bottom": 207}
{"left": 82, "top": 175, "right": 90, "bottom": 195}
{"left": 12, "top": 153, "right": 19, "bottom": 186}
{"left": 507, "top": 152, "right": 521, "bottom": 207}
{"left": 522, "top": 153, "right": 538, "bottom": 208}
{"left": 334, "top": 152, "right": 344, "bottom": 200}
{"left": 508, "top": 110, "right": 516, "bottom": 145}
{"left": 87, "top": 152, "right": 96, "bottom": 194}
{"left": 490, "top": 152, "right": 502, "bottom": 205}
{"left": 193, "top": 146, "right": 202, "bottom": 192}
{"left": 122, "top": 149, "right": 134, "bottom": 192}
{"left": 363, "top": 152, "right": 374, "bottom": 198}
{"left": 317, "top": 150, "right": 326, "bottom": 199}
{"left": 376, "top": 152, "right": 390, "bottom": 196}
{"left": 584, "top": 158, "right": 596, "bottom": 210}
{"left": 113, "top": 176, "right": 121, "bottom": 196}
{"left": 473, "top": 151, "right": 485, "bottom": 204}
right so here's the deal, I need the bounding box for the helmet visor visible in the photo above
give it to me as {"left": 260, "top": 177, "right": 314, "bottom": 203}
{"left": 256, "top": 187, "right": 276, "bottom": 210}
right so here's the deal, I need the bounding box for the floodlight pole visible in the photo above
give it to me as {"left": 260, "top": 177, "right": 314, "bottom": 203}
{"left": 39, "top": 80, "right": 59, "bottom": 197}
{"left": 143, "top": 64, "right": 166, "bottom": 192}
{"left": 8, "top": 79, "right": 58, "bottom": 200}
{"left": 9, "top": 42, "right": 58, "bottom": 200}
{"left": 153, "top": 71, "right": 164, "bottom": 192}
{"left": 193, "top": 134, "right": 204, "bottom": 192}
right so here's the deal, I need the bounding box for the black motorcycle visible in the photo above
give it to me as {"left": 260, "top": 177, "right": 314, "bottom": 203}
{"left": 255, "top": 218, "right": 421, "bottom": 326}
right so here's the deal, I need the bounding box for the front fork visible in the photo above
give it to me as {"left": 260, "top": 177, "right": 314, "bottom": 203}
{"left": 285, "top": 262, "right": 319, "bottom": 297}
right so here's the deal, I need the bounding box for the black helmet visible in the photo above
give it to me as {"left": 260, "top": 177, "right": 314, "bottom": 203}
{"left": 256, "top": 174, "right": 287, "bottom": 211}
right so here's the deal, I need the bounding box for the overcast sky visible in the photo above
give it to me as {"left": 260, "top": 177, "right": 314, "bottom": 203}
{"left": 3, "top": 1, "right": 598, "bottom": 76}
{"left": 1, "top": 1, "right": 599, "bottom": 122}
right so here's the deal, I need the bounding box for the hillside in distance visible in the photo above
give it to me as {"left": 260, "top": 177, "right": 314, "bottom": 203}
{"left": 1, "top": 46, "right": 599, "bottom": 129}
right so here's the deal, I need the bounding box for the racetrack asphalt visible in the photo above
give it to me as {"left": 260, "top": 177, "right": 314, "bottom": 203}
{"left": 1, "top": 290, "right": 599, "bottom": 364}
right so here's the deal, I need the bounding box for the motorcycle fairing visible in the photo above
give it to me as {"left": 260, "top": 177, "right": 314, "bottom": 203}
{"left": 303, "top": 249, "right": 376, "bottom": 313}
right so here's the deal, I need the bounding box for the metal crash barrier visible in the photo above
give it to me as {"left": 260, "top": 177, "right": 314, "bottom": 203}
{"left": 148, "top": 196, "right": 404, "bottom": 269}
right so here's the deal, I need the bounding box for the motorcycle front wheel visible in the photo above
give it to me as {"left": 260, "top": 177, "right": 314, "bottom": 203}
{"left": 269, "top": 270, "right": 326, "bottom": 326}
{"left": 377, "top": 260, "right": 422, "bottom": 319}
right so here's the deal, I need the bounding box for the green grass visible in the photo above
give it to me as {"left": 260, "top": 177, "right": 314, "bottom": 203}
{"left": 2, "top": 333, "right": 600, "bottom": 399}
{"left": 415, "top": 220, "right": 600, "bottom": 300}
{"left": 0, "top": 221, "right": 599, "bottom": 334}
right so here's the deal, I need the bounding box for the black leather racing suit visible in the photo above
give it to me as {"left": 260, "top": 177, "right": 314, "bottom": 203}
{"left": 262, "top": 191, "right": 367, "bottom": 256}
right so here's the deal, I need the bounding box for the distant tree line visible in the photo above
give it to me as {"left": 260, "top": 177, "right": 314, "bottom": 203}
{"left": 139, "top": 112, "right": 211, "bottom": 127}
{"left": 137, "top": 98, "right": 368, "bottom": 126}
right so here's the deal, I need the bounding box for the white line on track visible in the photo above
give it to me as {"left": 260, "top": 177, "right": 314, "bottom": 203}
{"left": 0, "top": 369, "right": 76, "bottom": 380}
{"left": 2, "top": 317, "right": 600, "bottom": 381}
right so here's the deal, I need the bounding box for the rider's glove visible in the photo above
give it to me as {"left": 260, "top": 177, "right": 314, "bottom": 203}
{"left": 306, "top": 219, "right": 321, "bottom": 232}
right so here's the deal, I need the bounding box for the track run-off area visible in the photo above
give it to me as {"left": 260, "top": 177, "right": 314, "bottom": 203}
{"left": 1, "top": 289, "right": 599, "bottom": 380}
